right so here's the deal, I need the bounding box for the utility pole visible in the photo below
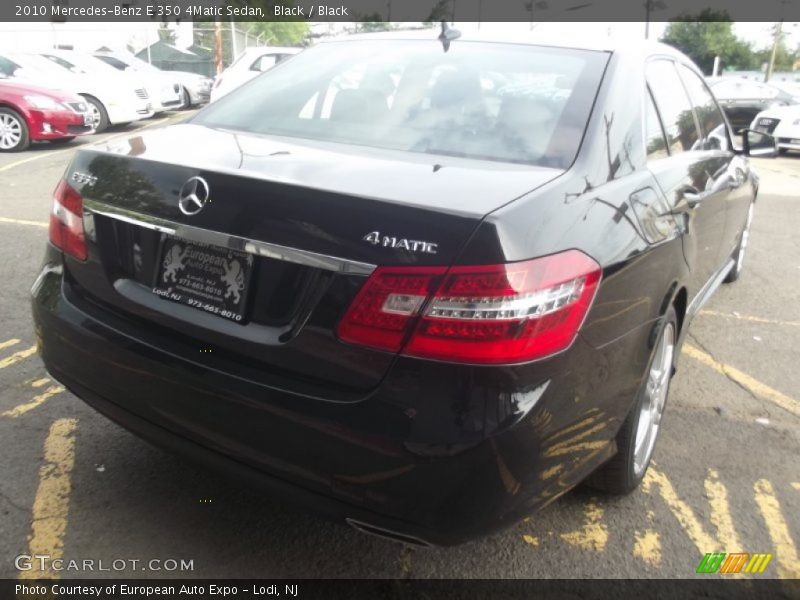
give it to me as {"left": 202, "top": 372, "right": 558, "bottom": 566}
{"left": 214, "top": 19, "right": 223, "bottom": 76}
{"left": 765, "top": 21, "right": 783, "bottom": 83}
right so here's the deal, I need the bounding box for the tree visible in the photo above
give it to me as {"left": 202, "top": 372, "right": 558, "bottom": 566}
{"left": 660, "top": 11, "right": 757, "bottom": 74}
{"left": 238, "top": 21, "right": 310, "bottom": 46}
{"left": 753, "top": 26, "right": 799, "bottom": 72}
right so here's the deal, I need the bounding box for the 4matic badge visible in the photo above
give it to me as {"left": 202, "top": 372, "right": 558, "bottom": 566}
{"left": 362, "top": 231, "right": 438, "bottom": 255}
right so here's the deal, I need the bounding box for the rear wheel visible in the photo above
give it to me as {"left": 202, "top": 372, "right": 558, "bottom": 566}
{"left": 724, "top": 201, "right": 754, "bottom": 284}
{"left": 82, "top": 95, "right": 109, "bottom": 133}
{"left": 588, "top": 307, "right": 677, "bottom": 494}
{"left": 0, "top": 107, "right": 30, "bottom": 152}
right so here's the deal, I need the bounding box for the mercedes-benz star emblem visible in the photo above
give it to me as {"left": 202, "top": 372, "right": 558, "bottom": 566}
{"left": 178, "top": 176, "right": 210, "bottom": 216}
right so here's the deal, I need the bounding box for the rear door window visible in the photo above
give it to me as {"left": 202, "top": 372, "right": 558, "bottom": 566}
{"left": 646, "top": 60, "right": 700, "bottom": 154}
{"left": 644, "top": 87, "right": 669, "bottom": 160}
{"left": 676, "top": 64, "right": 729, "bottom": 151}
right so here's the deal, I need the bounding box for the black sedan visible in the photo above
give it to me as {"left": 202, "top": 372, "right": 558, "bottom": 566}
{"left": 32, "top": 31, "right": 775, "bottom": 545}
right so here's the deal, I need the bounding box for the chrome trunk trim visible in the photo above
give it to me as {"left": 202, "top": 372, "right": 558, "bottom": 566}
{"left": 83, "top": 198, "right": 377, "bottom": 276}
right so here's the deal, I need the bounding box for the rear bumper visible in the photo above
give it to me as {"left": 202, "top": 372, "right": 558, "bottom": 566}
{"left": 32, "top": 253, "right": 645, "bottom": 544}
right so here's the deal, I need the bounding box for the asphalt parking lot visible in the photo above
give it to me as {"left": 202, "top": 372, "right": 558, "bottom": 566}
{"left": 0, "top": 115, "right": 798, "bottom": 581}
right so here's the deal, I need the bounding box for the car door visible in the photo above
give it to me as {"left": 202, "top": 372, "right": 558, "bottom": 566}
{"left": 675, "top": 63, "right": 750, "bottom": 267}
{"left": 644, "top": 59, "right": 730, "bottom": 302}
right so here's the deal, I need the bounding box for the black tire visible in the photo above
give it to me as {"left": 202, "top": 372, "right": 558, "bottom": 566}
{"left": 724, "top": 200, "right": 754, "bottom": 284}
{"left": 48, "top": 137, "right": 76, "bottom": 144}
{"left": 82, "top": 95, "right": 109, "bottom": 133}
{"left": 778, "top": 148, "right": 789, "bottom": 156}
{"left": 0, "top": 107, "right": 31, "bottom": 152}
{"left": 180, "top": 87, "right": 192, "bottom": 109}
{"left": 587, "top": 306, "right": 678, "bottom": 494}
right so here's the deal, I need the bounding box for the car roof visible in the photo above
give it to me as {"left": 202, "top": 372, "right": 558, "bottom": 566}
{"left": 238, "top": 46, "right": 302, "bottom": 57}
{"left": 320, "top": 27, "right": 687, "bottom": 59}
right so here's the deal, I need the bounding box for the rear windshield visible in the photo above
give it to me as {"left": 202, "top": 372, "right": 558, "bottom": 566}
{"left": 195, "top": 40, "right": 609, "bottom": 167}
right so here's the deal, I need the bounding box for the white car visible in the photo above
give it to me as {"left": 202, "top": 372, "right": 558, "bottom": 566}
{"left": 94, "top": 51, "right": 213, "bottom": 108}
{"left": 751, "top": 104, "right": 800, "bottom": 155}
{"left": 0, "top": 51, "right": 152, "bottom": 132}
{"left": 210, "top": 46, "right": 301, "bottom": 102}
{"left": 92, "top": 51, "right": 190, "bottom": 111}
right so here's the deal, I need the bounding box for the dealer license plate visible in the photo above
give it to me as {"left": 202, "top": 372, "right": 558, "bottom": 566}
{"left": 153, "top": 237, "right": 254, "bottom": 323}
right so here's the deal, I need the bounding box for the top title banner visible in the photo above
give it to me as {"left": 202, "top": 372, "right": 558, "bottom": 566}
{"left": 5, "top": 0, "right": 800, "bottom": 22}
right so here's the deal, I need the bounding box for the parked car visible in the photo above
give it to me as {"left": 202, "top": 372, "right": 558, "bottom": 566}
{"left": 0, "top": 51, "right": 152, "bottom": 133}
{"left": 707, "top": 77, "right": 795, "bottom": 133}
{"left": 92, "top": 50, "right": 201, "bottom": 110}
{"left": 209, "top": 46, "right": 301, "bottom": 102}
{"left": 38, "top": 50, "right": 156, "bottom": 131}
{"left": 767, "top": 80, "right": 800, "bottom": 105}
{"left": 0, "top": 79, "right": 93, "bottom": 151}
{"left": 752, "top": 104, "right": 800, "bottom": 155}
{"left": 32, "top": 32, "right": 775, "bottom": 545}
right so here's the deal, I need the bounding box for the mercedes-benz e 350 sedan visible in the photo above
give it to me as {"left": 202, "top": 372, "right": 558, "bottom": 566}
{"left": 32, "top": 32, "right": 775, "bottom": 545}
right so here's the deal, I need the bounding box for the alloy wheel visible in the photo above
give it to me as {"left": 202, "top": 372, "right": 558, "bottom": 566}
{"left": 89, "top": 103, "right": 102, "bottom": 129}
{"left": 632, "top": 322, "right": 675, "bottom": 477}
{"left": 0, "top": 113, "right": 23, "bottom": 150}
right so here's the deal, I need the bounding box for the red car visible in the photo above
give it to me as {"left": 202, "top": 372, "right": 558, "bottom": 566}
{"left": 0, "top": 80, "right": 93, "bottom": 151}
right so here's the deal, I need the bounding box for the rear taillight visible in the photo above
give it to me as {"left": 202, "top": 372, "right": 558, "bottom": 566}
{"left": 49, "top": 179, "right": 87, "bottom": 261}
{"left": 337, "top": 250, "right": 601, "bottom": 364}
{"left": 337, "top": 266, "right": 446, "bottom": 352}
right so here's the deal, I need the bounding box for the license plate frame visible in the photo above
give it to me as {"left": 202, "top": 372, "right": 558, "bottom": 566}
{"left": 153, "top": 236, "right": 254, "bottom": 324}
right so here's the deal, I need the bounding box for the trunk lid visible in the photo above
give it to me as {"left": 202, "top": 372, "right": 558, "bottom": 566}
{"left": 64, "top": 124, "right": 562, "bottom": 395}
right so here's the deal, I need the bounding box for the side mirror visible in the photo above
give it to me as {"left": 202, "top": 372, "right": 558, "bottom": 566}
{"left": 742, "top": 128, "right": 778, "bottom": 158}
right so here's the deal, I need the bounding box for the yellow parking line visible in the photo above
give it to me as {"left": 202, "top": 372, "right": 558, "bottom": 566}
{"left": 32, "top": 378, "right": 50, "bottom": 388}
{"left": 792, "top": 483, "right": 800, "bottom": 491}
{"left": 699, "top": 310, "right": 800, "bottom": 328}
{"left": 560, "top": 500, "right": 609, "bottom": 551}
{"left": 643, "top": 468, "right": 718, "bottom": 553}
{"left": 2, "top": 386, "right": 65, "bottom": 419}
{"left": 18, "top": 418, "right": 78, "bottom": 580}
{"left": 0, "top": 147, "right": 75, "bottom": 174}
{"left": 754, "top": 479, "right": 800, "bottom": 579}
{"left": 633, "top": 529, "right": 662, "bottom": 566}
{"left": 0, "top": 217, "right": 48, "bottom": 228}
{"left": 0, "top": 346, "right": 37, "bottom": 369}
{"left": 0, "top": 338, "right": 20, "bottom": 350}
{"left": 682, "top": 344, "right": 800, "bottom": 418}
{"left": 704, "top": 469, "right": 743, "bottom": 575}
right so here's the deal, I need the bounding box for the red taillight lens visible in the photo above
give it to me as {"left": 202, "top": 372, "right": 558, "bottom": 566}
{"left": 49, "top": 179, "right": 87, "bottom": 261}
{"left": 336, "top": 250, "right": 601, "bottom": 364}
{"left": 337, "top": 266, "right": 446, "bottom": 352}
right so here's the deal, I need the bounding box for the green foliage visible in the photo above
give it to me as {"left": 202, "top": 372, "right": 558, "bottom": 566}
{"left": 660, "top": 11, "right": 757, "bottom": 74}
{"left": 239, "top": 21, "right": 310, "bottom": 46}
{"left": 753, "top": 27, "right": 799, "bottom": 71}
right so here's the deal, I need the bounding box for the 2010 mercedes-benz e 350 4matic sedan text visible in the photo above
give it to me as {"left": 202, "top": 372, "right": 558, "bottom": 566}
{"left": 32, "top": 30, "right": 776, "bottom": 545}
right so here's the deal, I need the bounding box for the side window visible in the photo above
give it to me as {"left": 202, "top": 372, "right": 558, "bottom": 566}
{"left": 646, "top": 60, "right": 700, "bottom": 154}
{"left": 644, "top": 87, "right": 669, "bottom": 160}
{"left": 676, "top": 64, "right": 729, "bottom": 151}
{"left": 0, "top": 56, "right": 19, "bottom": 77}
{"left": 250, "top": 54, "right": 277, "bottom": 73}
